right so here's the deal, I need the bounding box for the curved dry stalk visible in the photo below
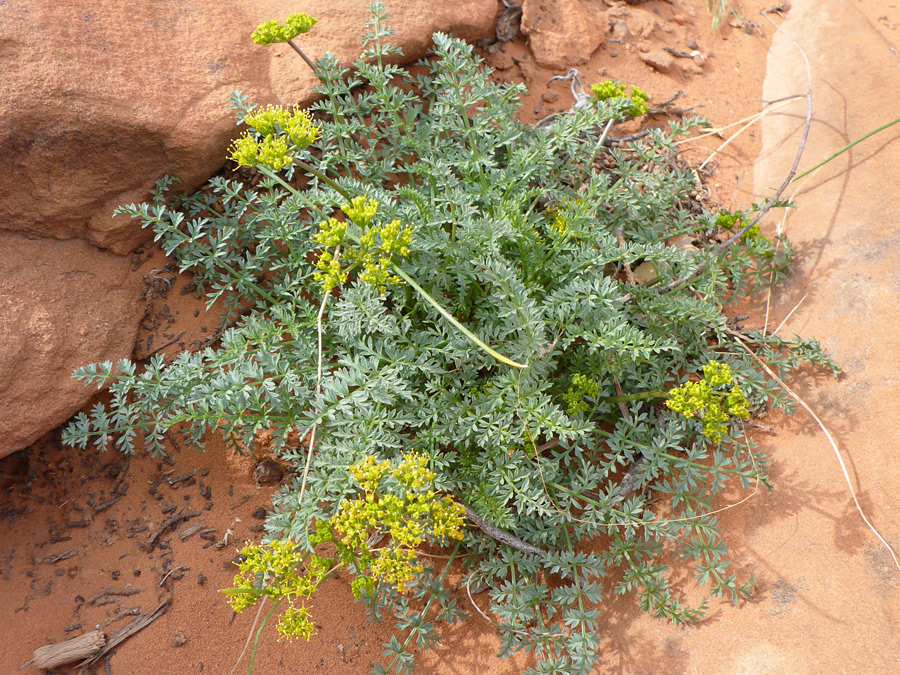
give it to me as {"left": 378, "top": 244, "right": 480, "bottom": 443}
{"left": 731, "top": 334, "right": 900, "bottom": 572}
{"left": 464, "top": 506, "right": 549, "bottom": 559}
{"left": 619, "top": 13, "right": 814, "bottom": 304}
{"left": 296, "top": 283, "right": 333, "bottom": 509}
{"left": 673, "top": 95, "right": 803, "bottom": 147}
{"left": 465, "top": 574, "right": 565, "bottom": 639}
{"left": 229, "top": 598, "right": 268, "bottom": 675}
{"left": 767, "top": 292, "right": 807, "bottom": 337}
{"left": 698, "top": 99, "right": 795, "bottom": 171}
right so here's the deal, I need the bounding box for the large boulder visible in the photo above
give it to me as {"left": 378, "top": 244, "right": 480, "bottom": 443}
{"left": 0, "top": 235, "right": 144, "bottom": 457}
{"left": 0, "top": 0, "right": 496, "bottom": 255}
{"left": 0, "top": 0, "right": 497, "bottom": 458}
{"left": 0, "top": 0, "right": 271, "bottom": 255}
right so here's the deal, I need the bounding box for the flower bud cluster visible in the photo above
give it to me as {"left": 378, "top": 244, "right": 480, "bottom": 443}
{"left": 251, "top": 13, "right": 317, "bottom": 45}
{"left": 230, "top": 106, "right": 319, "bottom": 170}
{"left": 562, "top": 373, "right": 600, "bottom": 416}
{"left": 590, "top": 80, "right": 649, "bottom": 117}
{"left": 312, "top": 196, "right": 414, "bottom": 294}
{"left": 328, "top": 453, "right": 466, "bottom": 593}
{"left": 223, "top": 538, "right": 329, "bottom": 641}
{"left": 665, "top": 361, "right": 750, "bottom": 442}
{"left": 715, "top": 209, "right": 761, "bottom": 242}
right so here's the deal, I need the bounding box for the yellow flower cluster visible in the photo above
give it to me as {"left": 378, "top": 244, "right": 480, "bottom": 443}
{"left": 330, "top": 453, "right": 466, "bottom": 593}
{"left": 243, "top": 106, "right": 320, "bottom": 147}
{"left": 312, "top": 197, "right": 414, "bottom": 294}
{"left": 222, "top": 539, "right": 330, "bottom": 641}
{"left": 715, "top": 209, "right": 762, "bottom": 242}
{"left": 342, "top": 195, "right": 379, "bottom": 228}
{"left": 229, "top": 106, "right": 319, "bottom": 170}
{"left": 251, "top": 13, "right": 317, "bottom": 45}
{"left": 562, "top": 373, "right": 600, "bottom": 416}
{"left": 666, "top": 361, "right": 750, "bottom": 442}
{"left": 590, "top": 80, "right": 649, "bottom": 117}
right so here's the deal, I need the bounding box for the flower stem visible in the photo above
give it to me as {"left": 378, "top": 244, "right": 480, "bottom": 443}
{"left": 603, "top": 390, "right": 669, "bottom": 403}
{"left": 285, "top": 39, "right": 318, "bottom": 74}
{"left": 257, "top": 161, "right": 352, "bottom": 203}
{"left": 390, "top": 265, "right": 528, "bottom": 369}
{"left": 248, "top": 596, "right": 282, "bottom": 675}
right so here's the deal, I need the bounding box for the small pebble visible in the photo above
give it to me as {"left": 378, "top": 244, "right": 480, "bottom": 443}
{"left": 254, "top": 459, "right": 284, "bottom": 486}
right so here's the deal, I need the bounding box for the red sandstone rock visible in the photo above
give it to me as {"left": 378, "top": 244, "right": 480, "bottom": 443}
{"left": 0, "top": 0, "right": 496, "bottom": 255}
{"left": 0, "top": 235, "right": 144, "bottom": 458}
{"left": 640, "top": 49, "right": 675, "bottom": 72}
{"left": 0, "top": 1, "right": 271, "bottom": 255}
{"left": 0, "top": 0, "right": 496, "bottom": 458}
{"left": 521, "top": 0, "right": 606, "bottom": 69}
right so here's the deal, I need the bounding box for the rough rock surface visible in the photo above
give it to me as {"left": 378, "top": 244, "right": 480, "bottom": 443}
{"left": 521, "top": 0, "right": 606, "bottom": 69}
{"left": 0, "top": 0, "right": 496, "bottom": 255}
{"left": 255, "top": 1, "right": 499, "bottom": 112}
{"left": 0, "top": 0, "right": 271, "bottom": 255}
{"left": 640, "top": 49, "right": 675, "bottom": 72}
{"left": 0, "top": 0, "right": 496, "bottom": 458}
{"left": 0, "top": 235, "right": 144, "bottom": 457}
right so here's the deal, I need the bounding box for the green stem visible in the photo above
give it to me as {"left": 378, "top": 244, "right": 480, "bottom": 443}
{"left": 257, "top": 162, "right": 351, "bottom": 202}
{"left": 385, "top": 540, "right": 462, "bottom": 673}
{"left": 603, "top": 390, "right": 669, "bottom": 403}
{"left": 792, "top": 116, "right": 900, "bottom": 182}
{"left": 390, "top": 266, "right": 528, "bottom": 369}
{"left": 248, "top": 596, "right": 283, "bottom": 675}
{"left": 284, "top": 39, "right": 317, "bottom": 74}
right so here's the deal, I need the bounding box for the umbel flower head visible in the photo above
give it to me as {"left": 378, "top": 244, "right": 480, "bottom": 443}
{"left": 251, "top": 13, "right": 317, "bottom": 45}
{"left": 590, "top": 80, "right": 649, "bottom": 117}
{"left": 328, "top": 453, "right": 466, "bottom": 593}
{"left": 311, "top": 196, "right": 415, "bottom": 294}
{"left": 222, "top": 538, "right": 329, "bottom": 641}
{"left": 666, "top": 361, "right": 750, "bottom": 442}
{"left": 229, "top": 106, "right": 320, "bottom": 170}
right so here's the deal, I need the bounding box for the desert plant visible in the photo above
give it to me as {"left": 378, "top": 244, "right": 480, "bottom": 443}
{"left": 63, "top": 5, "right": 837, "bottom": 674}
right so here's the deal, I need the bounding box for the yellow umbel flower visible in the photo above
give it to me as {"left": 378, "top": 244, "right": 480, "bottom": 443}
{"left": 243, "top": 106, "right": 319, "bottom": 148}
{"left": 590, "top": 80, "right": 649, "bottom": 117}
{"left": 666, "top": 361, "right": 750, "bottom": 442}
{"left": 311, "top": 197, "right": 415, "bottom": 294}
{"left": 221, "top": 538, "right": 327, "bottom": 641}
{"left": 251, "top": 13, "right": 317, "bottom": 45}
{"left": 330, "top": 452, "right": 466, "bottom": 592}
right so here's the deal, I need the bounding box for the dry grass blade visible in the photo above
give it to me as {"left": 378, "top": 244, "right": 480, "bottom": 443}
{"left": 695, "top": 98, "right": 802, "bottom": 170}
{"left": 732, "top": 334, "right": 900, "bottom": 572}
{"left": 618, "top": 12, "right": 814, "bottom": 306}
{"left": 703, "top": 0, "right": 736, "bottom": 32}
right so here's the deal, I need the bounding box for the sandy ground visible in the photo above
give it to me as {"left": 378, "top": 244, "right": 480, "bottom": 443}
{"left": 3, "top": 0, "right": 899, "bottom": 673}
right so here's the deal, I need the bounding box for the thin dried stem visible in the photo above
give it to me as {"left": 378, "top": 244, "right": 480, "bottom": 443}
{"left": 297, "top": 281, "right": 334, "bottom": 509}
{"left": 770, "top": 292, "right": 807, "bottom": 336}
{"left": 731, "top": 334, "right": 900, "bottom": 571}
{"left": 229, "top": 598, "right": 268, "bottom": 675}
{"left": 620, "top": 15, "right": 814, "bottom": 304}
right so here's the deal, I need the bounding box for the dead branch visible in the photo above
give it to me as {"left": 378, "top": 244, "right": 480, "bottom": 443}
{"left": 464, "top": 506, "right": 548, "bottom": 559}
{"left": 618, "top": 16, "right": 813, "bottom": 304}
{"left": 79, "top": 594, "right": 172, "bottom": 671}
{"left": 145, "top": 510, "right": 201, "bottom": 552}
{"left": 32, "top": 631, "right": 105, "bottom": 670}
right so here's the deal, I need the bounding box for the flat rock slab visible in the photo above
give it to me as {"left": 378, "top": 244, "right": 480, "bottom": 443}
{"left": 592, "top": 1, "right": 900, "bottom": 672}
